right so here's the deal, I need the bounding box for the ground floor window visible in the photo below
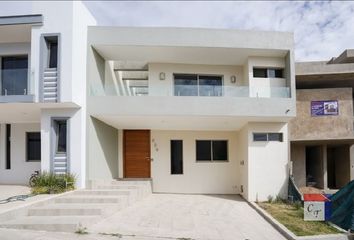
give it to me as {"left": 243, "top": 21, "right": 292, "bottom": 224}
{"left": 196, "top": 140, "right": 228, "bottom": 161}
{"left": 253, "top": 133, "right": 283, "bottom": 142}
{"left": 26, "top": 132, "right": 41, "bottom": 161}
{"left": 171, "top": 140, "right": 183, "bottom": 174}
{"left": 5, "top": 124, "right": 11, "bottom": 169}
{"left": 55, "top": 120, "right": 67, "bottom": 153}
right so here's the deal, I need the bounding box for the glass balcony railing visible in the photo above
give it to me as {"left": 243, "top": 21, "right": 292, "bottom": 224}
{"left": 90, "top": 83, "right": 290, "bottom": 98}
{"left": 0, "top": 68, "right": 29, "bottom": 96}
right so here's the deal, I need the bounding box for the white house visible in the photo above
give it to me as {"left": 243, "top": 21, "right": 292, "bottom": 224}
{"left": 0, "top": 1, "right": 296, "bottom": 202}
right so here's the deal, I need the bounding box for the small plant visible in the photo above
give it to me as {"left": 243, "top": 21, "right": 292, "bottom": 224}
{"left": 30, "top": 171, "right": 76, "bottom": 194}
{"left": 75, "top": 224, "right": 88, "bottom": 235}
{"left": 274, "top": 195, "right": 285, "bottom": 204}
{"left": 293, "top": 201, "right": 303, "bottom": 210}
{"left": 267, "top": 195, "right": 274, "bottom": 203}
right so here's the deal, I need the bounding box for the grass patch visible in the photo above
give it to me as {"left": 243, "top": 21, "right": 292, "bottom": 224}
{"left": 258, "top": 202, "right": 341, "bottom": 236}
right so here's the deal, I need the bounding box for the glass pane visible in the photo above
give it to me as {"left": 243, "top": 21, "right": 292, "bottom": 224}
{"left": 275, "top": 69, "right": 283, "bottom": 78}
{"left": 171, "top": 140, "right": 183, "bottom": 174}
{"left": 268, "top": 133, "right": 283, "bottom": 142}
{"left": 199, "top": 75, "right": 223, "bottom": 96}
{"left": 56, "top": 121, "right": 67, "bottom": 153}
{"left": 174, "top": 74, "right": 198, "bottom": 96}
{"left": 27, "top": 132, "right": 41, "bottom": 161}
{"left": 253, "top": 133, "right": 268, "bottom": 141}
{"left": 1, "top": 56, "right": 28, "bottom": 95}
{"left": 253, "top": 68, "right": 267, "bottom": 78}
{"left": 212, "top": 140, "right": 228, "bottom": 161}
{"left": 49, "top": 42, "right": 58, "bottom": 68}
{"left": 196, "top": 140, "right": 211, "bottom": 161}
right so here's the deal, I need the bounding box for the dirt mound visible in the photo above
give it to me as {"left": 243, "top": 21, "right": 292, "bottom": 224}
{"left": 299, "top": 186, "right": 323, "bottom": 194}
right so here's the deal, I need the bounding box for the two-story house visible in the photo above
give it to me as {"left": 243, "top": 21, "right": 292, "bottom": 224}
{"left": 0, "top": 2, "right": 296, "bottom": 202}
{"left": 290, "top": 49, "right": 354, "bottom": 191}
{"left": 86, "top": 27, "right": 296, "bottom": 201}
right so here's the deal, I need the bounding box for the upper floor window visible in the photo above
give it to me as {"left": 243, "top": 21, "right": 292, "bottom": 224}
{"left": 1, "top": 56, "right": 28, "bottom": 96}
{"left": 253, "top": 68, "right": 283, "bottom": 78}
{"left": 174, "top": 74, "right": 223, "bottom": 96}
{"left": 44, "top": 36, "right": 58, "bottom": 68}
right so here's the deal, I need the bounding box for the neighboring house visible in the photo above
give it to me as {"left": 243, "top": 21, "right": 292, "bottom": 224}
{"left": 290, "top": 49, "right": 354, "bottom": 191}
{"left": 0, "top": 2, "right": 96, "bottom": 187}
{"left": 0, "top": 2, "right": 296, "bottom": 201}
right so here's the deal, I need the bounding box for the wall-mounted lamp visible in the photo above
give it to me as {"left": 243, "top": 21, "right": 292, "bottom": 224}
{"left": 230, "top": 75, "right": 236, "bottom": 83}
{"left": 159, "top": 72, "right": 166, "bottom": 80}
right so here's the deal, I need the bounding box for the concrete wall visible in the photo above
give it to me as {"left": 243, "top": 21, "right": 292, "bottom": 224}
{"left": 291, "top": 144, "right": 306, "bottom": 187}
{"left": 247, "top": 122, "right": 289, "bottom": 201}
{"left": 0, "top": 123, "right": 41, "bottom": 184}
{"left": 87, "top": 117, "right": 118, "bottom": 181}
{"left": 150, "top": 130, "right": 239, "bottom": 194}
{"left": 289, "top": 88, "right": 354, "bottom": 140}
{"left": 237, "top": 125, "right": 249, "bottom": 199}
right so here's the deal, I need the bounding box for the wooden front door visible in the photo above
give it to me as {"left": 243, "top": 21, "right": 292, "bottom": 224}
{"left": 123, "top": 130, "right": 151, "bottom": 178}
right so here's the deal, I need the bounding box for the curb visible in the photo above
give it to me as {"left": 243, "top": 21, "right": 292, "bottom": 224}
{"left": 248, "top": 201, "right": 349, "bottom": 240}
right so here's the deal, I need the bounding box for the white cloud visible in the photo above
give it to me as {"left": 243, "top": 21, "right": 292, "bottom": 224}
{"left": 1, "top": 1, "right": 354, "bottom": 61}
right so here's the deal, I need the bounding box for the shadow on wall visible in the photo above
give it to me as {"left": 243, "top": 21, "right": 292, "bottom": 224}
{"left": 91, "top": 117, "right": 118, "bottom": 179}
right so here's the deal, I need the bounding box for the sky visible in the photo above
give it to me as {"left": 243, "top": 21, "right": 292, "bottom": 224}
{"left": 1, "top": 1, "right": 354, "bottom": 61}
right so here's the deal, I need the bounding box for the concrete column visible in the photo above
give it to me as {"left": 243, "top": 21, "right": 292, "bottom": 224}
{"left": 118, "top": 129, "right": 123, "bottom": 178}
{"left": 350, "top": 144, "right": 354, "bottom": 181}
{"left": 323, "top": 144, "right": 328, "bottom": 190}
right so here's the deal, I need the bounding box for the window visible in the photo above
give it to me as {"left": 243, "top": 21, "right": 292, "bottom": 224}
{"left": 174, "top": 74, "right": 223, "bottom": 96}
{"left": 1, "top": 56, "right": 28, "bottom": 95}
{"left": 253, "top": 133, "right": 283, "bottom": 142}
{"left": 27, "top": 132, "right": 41, "bottom": 161}
{"left": 44, "top": 36, "right": 58, "bottom": 68}
{"left": 171, "top": 140, "right": 183, "bottom": 174}
{"left": 253, "top": 68, "right": 283, "bottom": 78}
{"left": 48, "top": 42, "right": 58, "bottom": 68}
{"left": 5, "top": 124, "right": 11, "bottom": 169}
{"left": 55, "top": 120, "right": 67, "bottom": 153}
{"left": 196, "top": 140, "right": 228, "bottom": 161}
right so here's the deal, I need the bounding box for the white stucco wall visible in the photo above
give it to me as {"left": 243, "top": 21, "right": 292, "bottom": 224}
{"left": 150, "top": 130, "right": 240, "bottom": 194}
{"left": 0, "top": 123, "right": 41, "bottom": 185}
{"left": 246, "top": 122, "right": 289, "bottom": 201}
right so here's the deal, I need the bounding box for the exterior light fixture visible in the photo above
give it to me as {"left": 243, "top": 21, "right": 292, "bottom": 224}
{"left": 159, "top": 72, "right": 166, "bottom": 80}
{"left": 230, "top": 75, "right": 236, "bottom": 83}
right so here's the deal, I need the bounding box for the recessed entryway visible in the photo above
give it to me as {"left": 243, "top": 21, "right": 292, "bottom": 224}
{"left": 123, "top": 130, "right": 151, "bottom": 178}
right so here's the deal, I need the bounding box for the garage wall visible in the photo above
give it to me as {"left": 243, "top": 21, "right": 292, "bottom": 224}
{"left": 151, "top": 130, "right": 239, "bottom": 194}
{"left": 247, "top": 122, "right": 289, "bottom": 201}
{"left": 0, "top": 123, "right": 41, "bottom": 185}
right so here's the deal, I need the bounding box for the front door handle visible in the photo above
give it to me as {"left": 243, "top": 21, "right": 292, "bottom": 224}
{"left": 146, "top": 157, "right": 153, "bottom": 161}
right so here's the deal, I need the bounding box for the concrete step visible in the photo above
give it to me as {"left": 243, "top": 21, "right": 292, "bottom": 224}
{"left": 0, "top": 215, "right": 99, "bottom": 232}
{"left": 27, "top": 203, "right": 122, "bottom": 217}
{"left": 55, "top": 195, "right": 126, "bottom": 204}
{"left": 72, "top": 190, "right": 131, "bottom": 196}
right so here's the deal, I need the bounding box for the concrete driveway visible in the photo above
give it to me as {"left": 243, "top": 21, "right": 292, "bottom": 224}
{"left": 90, "top": 194, "right": 285, "bottom": 240}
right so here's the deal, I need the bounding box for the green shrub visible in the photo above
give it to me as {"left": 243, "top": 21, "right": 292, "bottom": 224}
{"left": 267, "top": 195, "right": 274, "bottom": 203}
{"left": 31, "top": 172, "right": 76, "bottom": 194}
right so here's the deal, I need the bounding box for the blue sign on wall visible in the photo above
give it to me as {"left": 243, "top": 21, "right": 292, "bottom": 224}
{"left": 311, "top": 100, "right": 338, "bottom": 116}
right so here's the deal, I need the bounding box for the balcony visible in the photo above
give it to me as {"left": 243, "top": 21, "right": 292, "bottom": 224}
{"left": 90, "top": 83, "right": 290, "bottom": 99}
{"left": 0, "top": 68, "right": 34, "bottom": 103}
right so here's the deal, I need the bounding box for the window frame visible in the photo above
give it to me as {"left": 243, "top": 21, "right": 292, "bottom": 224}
{"left": 55, "top": 120, "right": 67, "bottom": 154}
{"left": 26, "top": 132, "right": 41, "bottom": 162}
{"left": 173, "top": 73, "right": 224, "bottom": 97}
{"left": 196, "top": 140, "right": 229, "bottom": 162}
{"left": 253, "top": 67, "right": 284, "bottom": 78}
{"left": 253, "top": 132, "right": 283, "bottom": 142}
{"left": 170, "top": 139, "right": 183, "bottom": 175}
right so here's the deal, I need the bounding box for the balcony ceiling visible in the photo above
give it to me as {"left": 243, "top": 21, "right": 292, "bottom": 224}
{"left": 93, "top": 45, "right": 288, "bottom": 65}
{"left": 0, "top": 24, "right": 31, "bottom": 43}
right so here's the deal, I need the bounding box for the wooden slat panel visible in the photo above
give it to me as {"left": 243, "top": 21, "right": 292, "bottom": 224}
{"left": 123, "top": 130, "right": 151, "bottom": 178}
